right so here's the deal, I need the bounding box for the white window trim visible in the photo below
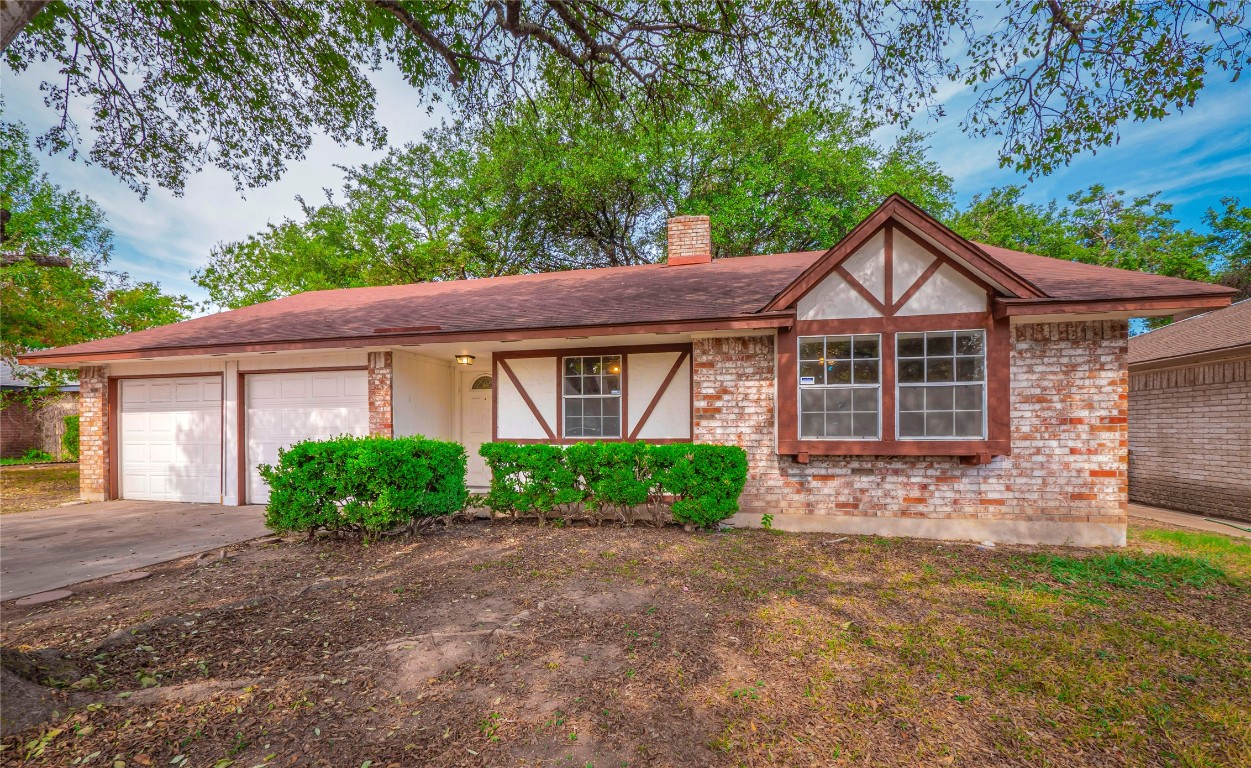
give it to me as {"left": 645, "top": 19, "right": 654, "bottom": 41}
{"left": 797, "top": 333, "right": 882, "bottom": 441}
{"left": 561, "top": 354, "right": 623, "bottom": 440}
{"left": 894, "top": 328, "right": 987, "bottom": 441}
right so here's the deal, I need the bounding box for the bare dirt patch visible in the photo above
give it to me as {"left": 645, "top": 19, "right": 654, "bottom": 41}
{"left": 1, "top": 522, "right": 1248, "bottom": 766}
{"left": 0, "top": 464, "right": 79, "bottom": 515}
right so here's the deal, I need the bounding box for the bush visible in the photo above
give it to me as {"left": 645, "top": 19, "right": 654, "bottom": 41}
{"left": 62, "top": 415, "right": 80, "bottom": 460}
{"left": 260, "top": 435, "right": 468, "bottom": 539}
{"left": 480, "top": 441, "right": 747, "bottom": 529}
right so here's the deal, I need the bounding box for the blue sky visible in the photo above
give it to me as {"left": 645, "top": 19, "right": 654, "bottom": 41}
{"left": 4, "top": 54, "right": 1249, "bottom": 307}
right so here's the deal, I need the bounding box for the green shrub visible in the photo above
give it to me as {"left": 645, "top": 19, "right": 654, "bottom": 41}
{"left": 62, "top": 415, "right": 80, "bottom": 460}
{"left": 479, "top": 441, "right": 747, "bottom": 529}
{"left": 260, "top": 435, "right": 468, "bottom": 539}
{"left": 17, "top": 448, "right": 55, "bottom": 463}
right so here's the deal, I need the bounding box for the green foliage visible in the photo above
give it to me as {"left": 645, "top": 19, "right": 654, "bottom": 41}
{"left": 1, "top": 119, "right": 191, "bottom": 392}
{"left": 4, "top": 448, "right": 56, "bottom": 465}
{"left": 479, "top": 441, "right": 747, "bottom": 529}
{"left": 195, "top": 86, "right": 953, "bottom": 308}
{"left": 61, "top": 415, "right": 79, "bottom": 460}
{"left": 259, "top": 435, "right": 468, "bottom": 540}
{"left": 1030, "top": 552, "right": 1228, "bottom": 591}
{"left": 1206, "top": 197, "right": 1251, "bottom": 301}
{"left": 1133, "top": 527, "right": 1251, "bottom": 581}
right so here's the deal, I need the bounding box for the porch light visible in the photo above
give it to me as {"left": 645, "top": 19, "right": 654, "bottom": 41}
{"left": 455, "top": 354, "right": 476, "bottom": 366}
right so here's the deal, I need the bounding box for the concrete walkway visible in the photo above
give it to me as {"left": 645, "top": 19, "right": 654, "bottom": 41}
{"left": 1, "top": 501, "right": 270, "bottom": 601}
{"left": 1129, "top": 503, "right": 1251, "bottom": 539}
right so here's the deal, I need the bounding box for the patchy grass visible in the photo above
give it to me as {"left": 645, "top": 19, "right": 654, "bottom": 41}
{"left": 1132, "top": 527, "right": 1251, "bottom": 580}
{"left": 1, "top": 522, "right": 1248, "bottom": 767}
{"left": 0, "top": 463, "right": 79, "bottom": 514}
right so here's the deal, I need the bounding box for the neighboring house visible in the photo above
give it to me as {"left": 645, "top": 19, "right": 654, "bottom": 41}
{"left": 0, "top": 362, "right": 80, "bottom": 459}
{"left": 1128, "top": 300, "right": 1251, "bottom": 522}
{"left": 18, "top": 197, "right": 1234, "bottom": 545}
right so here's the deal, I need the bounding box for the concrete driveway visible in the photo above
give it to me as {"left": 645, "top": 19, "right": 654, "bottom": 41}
{"left": 1, "top": 501, "right": 270, "bottom": 601}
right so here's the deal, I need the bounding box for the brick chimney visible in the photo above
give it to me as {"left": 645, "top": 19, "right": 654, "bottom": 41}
{"left": 666, "top": 215, "right": 712, "bottom": 265}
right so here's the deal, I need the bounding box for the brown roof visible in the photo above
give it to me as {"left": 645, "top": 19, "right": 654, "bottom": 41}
{"left": 18, "top": 198, "right": 1236, "bottom": 365}
{"left": 1129, "top": 299, "right": 1251, "bottom": 366}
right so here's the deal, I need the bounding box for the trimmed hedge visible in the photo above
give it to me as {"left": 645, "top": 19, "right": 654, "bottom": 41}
{"left": 479, "top": 441, "right": 747, "bottom": 529}
{"left": 259, "top": 435, "right": 468, "bottom": 539}
{"left": 62, "top": 414, "right": 79, "bottom": 460}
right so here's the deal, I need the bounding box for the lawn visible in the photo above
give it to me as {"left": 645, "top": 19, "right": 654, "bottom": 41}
{"left": 1, "top": 522, "right": 1248, "bottom": 767}
{"left": 0, "top": 464, "right": 79, "bottom": 515}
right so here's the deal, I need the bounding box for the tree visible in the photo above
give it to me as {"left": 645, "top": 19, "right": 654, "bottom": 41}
{"left": 194, "top": 88, "right": 954, "bottom": 309}
{"left": 4, "top": 1, "right": 1245, "bottom": 196}
{"left": 1206, "top": 197, "right": 1251, "bottom": 302}
{"left": 0, "top": 119, "right": 191, "bottom": 391}
{"left": 951, "top": 184, "right": 1215, "bottom": 281}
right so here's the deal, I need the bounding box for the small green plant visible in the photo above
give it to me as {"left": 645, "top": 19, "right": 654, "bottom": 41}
{"left": 761, "top": 513, "right": 774, "bottom": 530}
{"left": 731, "top": 681, "right": 765, "bottom": 700}
{"left": 61, "top": 414, "right": 80, "bottom": 459}
{"left": 478, "top": 712, "right": 502, "bottom": 742}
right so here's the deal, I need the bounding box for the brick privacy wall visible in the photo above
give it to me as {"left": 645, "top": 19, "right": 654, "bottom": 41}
{"left": 78, "top": 366, "right": 109, "bottom": 501}
{"left": 0, "top": 393, "right": 79, "bottom": 458}
{"left": 692, "top": 321, "right": 1128, "bottom": 523}
{"left": 666, "top": 215, "right": 712, "bottom": 265}
{"left": 1129, "top": 358, "right": 1250, "bottom": 521}
{"left": 368, "top": 351, "right": 394, "bottom": 437}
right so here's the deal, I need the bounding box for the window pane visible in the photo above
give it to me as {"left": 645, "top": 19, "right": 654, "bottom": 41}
{"left": 563, "top": 377, "right": 581, "bottom": 395}
{"left": 853, "top": 360, "right": 879, "bottom": 384}
{"left": 604, "top": 375, "right": 621, "bottom": 395}
{"left": 853, "top": 413, "right": 879, "bottom": 439}
{"left": 899, "top": 411, "right": 924, "bottom": 437}
{"left": 853, "top": 336, "right": 879, "bottom": 359}
{"left": 565, "top": 399, "right": 583, "bottom": 417}
{"left": 925, "top": 386, "right": 954, "bottom": 411}
{"left": 925, "top": 411, "right": 954, "bottom": 437}
{"left": 799, "top": 338, "right": 824, "bottom": 360}
{"left": 954, "top": 410, "right": 982, "bottom": 437}
{"left": 801, "top": 412, "right": 824, "bottom": 438}
{"left": 827, "top": 413, "right": 851, "bottom": 436}
{"left": 801, "top": 388, "right": 824, "bottom": 412}
{"left": 898, "top": 386, "right": 924, "bottom": 412}
{"left": 897, "top": 334, "right": 925, "bottom": 357}
{"left": 583, "top": 377, "right": 601, "bottom": 395}
{"left": 852, "top": 388, "right": 879, "bottom": 412}
{"left": 955, "top": 384, "right": 984, "bottom": 411}
{"left": 827, "top": 338, "right": 852, "bottom": 359}
{"left": 927, "top": 333, "right": 954, "bottom": 356}
{"left": 926, "top": 358, "right": 954, "bottom": 382}
{"left": 565, "top": 416, "right": 583, "bottom": 435}
{"left": 826, "top": 389, "right": 852, "bottom": 413}
{"left": 602, "top": 416, "right": 621, "bottom": 438}
{"left": 956, "top": 357, "right": 984, "bottom": 382}
{"left": 604, "top": 356, "right": 622, "bottom": 375}
{"left": 956, "top": 331, "right": 985, "bottom": 355}
{"left": 565, "top": 358, "right": 581, "bottom": 376}
{"left": 583, "top": 398, "right": 602, "bottom": 417}
{"left": 827, "top": 361, "right": 852, "bottom": 384}
{"left": 799, "top": 361, "right": 824, "bottom": 383}
{"left": 899, "top": 359, "right": 925, "bottom": 383}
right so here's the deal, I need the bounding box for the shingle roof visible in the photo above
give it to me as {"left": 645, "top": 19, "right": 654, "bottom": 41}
{"left": 1129, "top": 299, "right": 1251, "bottom": 366}
{"left": 18, "top": 206, "right": 1235, "bottom": 365}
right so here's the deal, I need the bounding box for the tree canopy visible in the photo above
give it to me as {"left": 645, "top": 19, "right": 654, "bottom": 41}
{"left": 0, "top": 119, "right": 192, "bottom": 390}
{"left": 4, "top": 1, "right": 1246, "bottom": 196}
{"left": 194, "top": 88, "right": 954, "bottom": 309}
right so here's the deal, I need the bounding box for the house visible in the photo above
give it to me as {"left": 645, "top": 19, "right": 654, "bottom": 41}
{"left": 18, "top": 197, "right": 1234, "bottom": 545}
{"left": 1128, "top": 300, "right": 1250, "bottom": 522}
{"left": 0, "top": 362, "right": 79, "bottom": 460}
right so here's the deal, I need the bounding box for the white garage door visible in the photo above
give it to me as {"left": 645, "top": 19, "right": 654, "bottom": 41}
{"left": 120, "top": 377, "right": 223, "bottom": 502}
{"left": 245, "top": 370, "right": 369, "bottom": 504}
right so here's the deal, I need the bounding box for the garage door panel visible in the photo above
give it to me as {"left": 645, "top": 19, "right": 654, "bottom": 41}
{"left": 120, "top": 377, "right": 222, "bottom": 503}
{"left": 246, "top": 371, "right": 368, "bottom": 504}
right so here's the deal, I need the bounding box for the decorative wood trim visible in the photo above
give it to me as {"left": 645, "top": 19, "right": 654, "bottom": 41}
{"left": 884, "top": 227, "right": 894, "bottom": 309}
{"left": 496, "top": 357, "right": 556, "bottom": 440}
{"left": 794, "top": 313, "right": 990, "bottom": 335}
{"left": 889, "top": 257, "right": 945, "bottom": 315}
{"left": 238, "top": 365, "right": 367, "bottom": 375}
{"left": 993, "top": 294, "right": 1233, "bottom": 318}
{"left": 493, "top": 342, "right": 692, "bottom": 361}
{"left": 833, "top": 264, "right": 888, "bottom": 315}
{"left": 628, "top": 349, "right": 691, "bottom": 440}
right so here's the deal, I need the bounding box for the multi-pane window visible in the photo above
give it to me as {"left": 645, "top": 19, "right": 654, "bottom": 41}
{"left": 896, "top": 330, "right": 985, "bottom": 439}
{"left": 798, "top": 334, "right": 881, "bottom": 439}
{"left": 563, "top": 355, "right": 622, "bottom": 438}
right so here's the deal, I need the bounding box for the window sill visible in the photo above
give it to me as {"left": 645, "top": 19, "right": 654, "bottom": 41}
{"left": 777, "top": 438, "right": 1010, "bottom": 459}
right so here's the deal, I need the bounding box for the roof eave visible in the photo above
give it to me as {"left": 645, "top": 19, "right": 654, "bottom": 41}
{"left": 992, "top": 293, "right": 1233, "bottom": 319}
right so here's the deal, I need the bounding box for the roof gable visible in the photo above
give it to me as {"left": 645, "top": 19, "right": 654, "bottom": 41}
{"left": 764, "top": 195, "right": 1044, "bottom": 312}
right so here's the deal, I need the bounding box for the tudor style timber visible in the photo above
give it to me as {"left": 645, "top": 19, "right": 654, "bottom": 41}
{"left": 20, "top": 196, "right": 1235, "bottom": 545}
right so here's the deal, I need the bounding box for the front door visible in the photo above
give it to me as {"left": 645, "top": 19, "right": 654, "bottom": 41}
{"left": 462, "top": 371, "right": 493, "bottom": 488}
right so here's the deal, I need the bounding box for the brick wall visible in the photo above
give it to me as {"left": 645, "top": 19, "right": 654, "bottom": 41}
{"left": 692, "top": 321, "right": 1129, "bottom": 538}
{"left": 368, "top": 351, "right": 394, "bottom": 437}
{"left": 0, "top": 393, "right": 79, "bottom": 459}
{"left": 1129, "top": 357, "right": 1250, "bottom": 522}
{"left": 78, "top": 366, "right": 109, "bottom": 501}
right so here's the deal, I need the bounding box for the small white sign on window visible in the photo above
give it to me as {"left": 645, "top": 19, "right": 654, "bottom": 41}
{"left": 799, "top": 376, "right": 816, "bottom": 385}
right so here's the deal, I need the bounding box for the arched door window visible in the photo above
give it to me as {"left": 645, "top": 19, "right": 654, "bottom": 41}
{"left": 471, "top": 375, "right": 493, "bottom": 390}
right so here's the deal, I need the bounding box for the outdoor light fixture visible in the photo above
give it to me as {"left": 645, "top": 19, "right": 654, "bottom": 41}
{"left": 608, "top": 362, "right": 621, "bottom": 374}
{"left": 455, "top": 354, "right": 476, "bottom": 365}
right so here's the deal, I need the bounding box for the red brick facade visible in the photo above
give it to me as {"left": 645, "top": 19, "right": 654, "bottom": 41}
{"left": 368, "top": 351, "right": 394, "bottom": 437}
{"left": 0, "top": 392, "right": 78, "bottom": 459}
{"left": 78, "top": 366, "right": 109, "bottom": 501}
{"left": 692, "top": 321, "right": 1129, "bottom": 544}
{"left": 1129, "top": 358, "right": 1250, "bottom": 522}
{"left": 666, "top": 215, "right": 712, "bottom": 265}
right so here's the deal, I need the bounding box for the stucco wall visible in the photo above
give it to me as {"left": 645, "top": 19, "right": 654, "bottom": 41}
{"left": 393, "top": 351, "right": 455, "bottom": 440}
{"left": 692, "top": 321, "right": 1130, "bottom": 545}
{"left": 1129, "top": 357, "right": 1251, "bottom": 522}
